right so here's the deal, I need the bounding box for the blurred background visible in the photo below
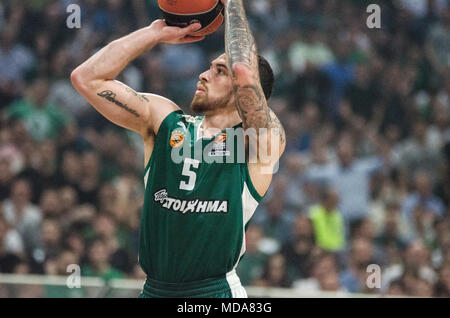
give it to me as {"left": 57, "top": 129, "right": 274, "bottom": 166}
{"left": 0, "top": 0, "right": 449, "bottom": 298}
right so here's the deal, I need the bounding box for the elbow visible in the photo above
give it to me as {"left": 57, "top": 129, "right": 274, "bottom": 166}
{"left": 70, "top": 67, "right": 85, "bottom": 92}
{"left": 70, "top": 67, "right": 100, "bottom": 93}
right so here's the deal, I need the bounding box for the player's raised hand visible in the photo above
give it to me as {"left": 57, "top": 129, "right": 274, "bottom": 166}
{"left": 150, "top": 19, "right": 205, "bottom": 44}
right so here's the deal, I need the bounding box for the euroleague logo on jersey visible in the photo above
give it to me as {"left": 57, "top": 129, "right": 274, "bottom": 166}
{"left": 170, "top": 128, "right": 185, "bottom": 148}
{"left": 215, "top": 132, "right": 227, "bottom": 143}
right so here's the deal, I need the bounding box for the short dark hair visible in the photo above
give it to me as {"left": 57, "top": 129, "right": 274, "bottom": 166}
{"left": 258, "top": 55, "right": 274, "bottom": 100}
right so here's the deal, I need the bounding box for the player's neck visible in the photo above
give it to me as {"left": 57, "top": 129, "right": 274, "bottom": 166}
{"left": 202, "top": 108, "right": 242, "bottom": 132}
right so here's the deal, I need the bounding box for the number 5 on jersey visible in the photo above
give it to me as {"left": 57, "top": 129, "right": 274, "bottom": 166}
{"left": 179, "top": 158, "right": 200, "bottom": 191}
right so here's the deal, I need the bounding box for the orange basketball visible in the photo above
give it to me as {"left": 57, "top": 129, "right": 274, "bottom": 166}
{"left": 158, "top": 0, "right": 224, "bottom": 36}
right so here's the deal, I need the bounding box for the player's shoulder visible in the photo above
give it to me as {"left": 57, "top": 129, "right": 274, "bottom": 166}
{"left": 139, "top": 93, "right": 181, "bottom": 119}
{"left": 156, "top": 110, "right": 203, "bottom": 135}
{"left": 161, "top": 111, "right": 198, "bottom": 126}
{"left": 138, "top": 93, "right": 181, "bottom": 135}
{"left": 169, "top": 114, "right": 203, "bottom": 133}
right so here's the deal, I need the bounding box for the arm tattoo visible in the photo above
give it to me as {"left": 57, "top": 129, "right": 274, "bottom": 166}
{"left": 97, "top": 90, "right": 140, "bottom": 118}
{"left": 233, "top": 84, "right": 267, "bottom": 128}
{"left": 123, "top": 86, "right": 150, "bottom": 103}
{"left": 225, "top": 0, "right": 269, "bottom": 130}
{"left": 225, "top": 0, "right": 258, "bottom": 69}
{"left": 267, "top": 108, "right": 286, "bottom": 145}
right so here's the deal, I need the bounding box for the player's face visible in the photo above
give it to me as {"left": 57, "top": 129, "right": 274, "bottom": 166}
{"left": 190, "top": 54, "right": 234, "bottom": 113}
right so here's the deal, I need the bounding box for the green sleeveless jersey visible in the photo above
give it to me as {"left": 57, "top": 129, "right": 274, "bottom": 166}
{"left": 139, "top": 110, "right": 263, "bottom": 283}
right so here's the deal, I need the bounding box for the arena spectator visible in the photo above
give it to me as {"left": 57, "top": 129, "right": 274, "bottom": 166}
{"left": 0, "top": 214, "right": 24, "bottom": 256}
{"left": 39, "top": 189, "right": 62, "bottom": 218}
{"left": 293, "top": 251, "right": 341, "bottom": 293}
{"left": 0, "top": 156, "right": 15, "bottom": 202}
{"left": 253, "top": 175, "right": 296, "bottom": 245}
{"left": 282, "top": 152, "right": 309, "bottom": 210}
{"left": 253, "top": 253, "right": 292, "bottom": 288}
{"left": 38, "top": 217, "right": 64, "bottom": 262}
{"left": 58, "top": 186, "right": 79, "bottom": 214}
{"left": 320, "top": 37, "right": 356, "bottom": 117}
{"left": 383, "top": 240, "right": 438, "bottom": 292}
{"left": 63, "top": 229, "right": 86, "bottom": 261}
{"left": 47, "top": 47, "right": 90, "bottom": 120}
{"left": 394, "top": 119, "right": 444, "bottom": 179}
{"left": 44, "top": 249, "right": 85, "bottom": 298}
{"left": 309, "top": 185, "right": 345, "bottom": 252}
{"left": 306, "top": 132, "right": 385, "bottom": 223}
{"left": 401, "top": 170, "right": 446, "bottom": 242}
{"left": 281, "top": 213, "right": 315, "bottom": 279}
{"left": 77, "top": 150, "right": 101, "bottom": 205}
{"left": 374, "top": 202, "right": 409, "bottom": 266}
{"left": 316, "top": 254, "right": 343, "bottom": 293}
{"left": 384, "top": 279, "right": 406, "bottom": 296}
{"left": 340, "top": 237, "right": 378, "bottom": 293}
{"left": 6, "top": 77, "right": 70, "bottom": 142}
{"left": 236, "top": 224, "right": 269, "bottom": 287}
{"left": 425, "top": 6, "right": 450, "bottom": 73}
{"left": 0, "top": 26, "right": 35, "bottom": 106}
{"left": 90, "top": 213, "right": 134, "bottom": 274}
{"left": 435, "top": 264, "right": 450, "bottom": 297}
{"left": 82, "top": 238, "right": 124, "bottom": 281}
{"left": 57, "top": 150, "right": 82, "bottom": 190}
{"left": 2, "top": 178, "right": 41, "bottom": 253}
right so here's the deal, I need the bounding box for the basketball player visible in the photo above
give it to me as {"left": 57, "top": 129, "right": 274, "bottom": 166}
{"left": 71, "top": 0, "right": 285, "bottom": 298}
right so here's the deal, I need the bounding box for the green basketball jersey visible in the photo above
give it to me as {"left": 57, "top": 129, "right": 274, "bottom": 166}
{"left": 139, "top": 110, "right": 263, "bottom": 283}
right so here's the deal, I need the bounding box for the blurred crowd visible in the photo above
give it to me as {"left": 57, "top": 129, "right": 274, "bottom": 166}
{"left": 0, "top": 0, "right": 449, "bottom": 297}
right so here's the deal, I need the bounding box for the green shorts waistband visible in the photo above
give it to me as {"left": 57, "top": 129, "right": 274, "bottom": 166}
{"left": 142, "top": 275, "right": 231, "bottom": 298}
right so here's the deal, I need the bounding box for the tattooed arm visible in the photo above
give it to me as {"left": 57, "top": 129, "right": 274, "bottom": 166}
{"left": 224, "top": 0, "right": 285, "bottom": 155}
{"left": 225, "top": 0, "right": 266, "bottom": 128}
{"left": 71, "top": 20, "right": 203, "bottom": 136}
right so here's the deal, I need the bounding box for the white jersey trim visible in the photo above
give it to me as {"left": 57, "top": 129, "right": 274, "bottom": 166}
{"left": 226, "top": 270, "right": 248, "bottom": 298}
{"left": 144, "top": 167, "right": 150, "bottom": 189}
{"left": 233, "top": 182, "right": 259, "bottom": 272}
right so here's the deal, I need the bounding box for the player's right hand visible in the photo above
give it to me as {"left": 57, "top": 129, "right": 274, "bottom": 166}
{"left": 150, "top": 19, "right": 204, "bottom": 44}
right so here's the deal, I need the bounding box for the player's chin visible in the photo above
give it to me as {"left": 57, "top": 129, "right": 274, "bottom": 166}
{"left": 190, "top": 96, "right": 208, "bottom": 113}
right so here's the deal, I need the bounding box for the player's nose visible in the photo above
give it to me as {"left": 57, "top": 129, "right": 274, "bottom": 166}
{"left": 199, "top": 70, "right": 209, "bottom": 82}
